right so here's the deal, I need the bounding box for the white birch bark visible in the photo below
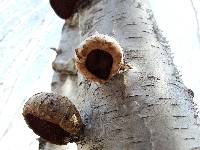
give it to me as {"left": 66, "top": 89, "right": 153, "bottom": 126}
{"left": 49, "top": 0, "right": 200, "bottom": 149}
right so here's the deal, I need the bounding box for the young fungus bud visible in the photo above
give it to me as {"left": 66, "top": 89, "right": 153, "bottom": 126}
{"left": 75, "top": 33, "right": 123, "bottom": 83}
{"left": 22, "top": 92, "right": 83, "bottom": 145}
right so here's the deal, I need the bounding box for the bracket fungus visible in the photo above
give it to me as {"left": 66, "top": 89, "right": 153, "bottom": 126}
{"left": 75, "top": 33, "right": 123, "bottom": 83}
{"left": 22, "top": 92, "right": 83, "bottom": 145}
{"left": 49, "top": 0, "right": 83, "bottom": 19}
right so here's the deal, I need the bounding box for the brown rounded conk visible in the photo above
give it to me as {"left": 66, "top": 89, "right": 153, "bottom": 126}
{"left": 49, "top": 0, "right": 80, "bottom": 19}
{"left": 75, "top": 33, "right": 123, "bottom": 83}
{"left": 23, "top": 92, "right": 83, "bottom": 145}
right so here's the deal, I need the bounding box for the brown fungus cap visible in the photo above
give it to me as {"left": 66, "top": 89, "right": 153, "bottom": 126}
{"left": 75, "top": 33, "right": 123, "bottom": 83}
{"left": 49, "top": 0, "right": 80, "bottom": 19}
{"left": 50, "top": 0, "right": 91, "bottom": 19}
{"left": 23, "top": 92, "right": 82, "bottom": 145}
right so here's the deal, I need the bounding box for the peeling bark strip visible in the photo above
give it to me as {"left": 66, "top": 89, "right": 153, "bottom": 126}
{"left": 46, "top": 0, "right": 200, "bottom": 149}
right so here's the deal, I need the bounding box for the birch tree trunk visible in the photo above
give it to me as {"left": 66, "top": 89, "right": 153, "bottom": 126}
{"left": 48, "top": 0, "right": 200, "bottom": 149}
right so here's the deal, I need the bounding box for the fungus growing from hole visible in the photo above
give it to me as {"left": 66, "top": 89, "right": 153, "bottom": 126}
{"left": 22, "top": 92, "right": 83, "bottom": 145}
{"left": 75, "top": 33, "right": 123, "bottom": 83}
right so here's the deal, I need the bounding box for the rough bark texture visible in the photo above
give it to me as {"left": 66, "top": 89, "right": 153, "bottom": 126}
{"left": 49, "top": 0, "right": 200, "bottom": 150}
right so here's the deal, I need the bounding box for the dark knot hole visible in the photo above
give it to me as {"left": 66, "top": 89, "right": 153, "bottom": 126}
{"left": 85, "top": 49, "right": 113, "bottom": 80}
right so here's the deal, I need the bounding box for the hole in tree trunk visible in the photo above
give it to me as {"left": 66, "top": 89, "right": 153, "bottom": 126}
{"left": 25, "top": 114, "right": 70, "bottom": 145}
{"left": 85, "top": 49, "right": 113, "bottom": 80}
